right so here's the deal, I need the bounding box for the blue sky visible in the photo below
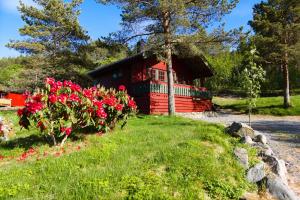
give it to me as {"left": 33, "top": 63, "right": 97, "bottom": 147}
{"left": 0, "top": 0, "right": 262, "bottom": 58}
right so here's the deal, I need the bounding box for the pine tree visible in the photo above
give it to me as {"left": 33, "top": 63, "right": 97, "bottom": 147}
{"left": 249, "top": 0, "right": 300, "bottom": 107}
{"left": 7, "top": 0, "right": 89, "bottom": 66}
{"left": 97, "top": 0, "right": 239, "bottom": 115}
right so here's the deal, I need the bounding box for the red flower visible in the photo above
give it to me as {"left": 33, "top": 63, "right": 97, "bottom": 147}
{"left": 96, "top": 109, "right": 107, "bottom": 119}
{"left": 70, "top": 83, "right": 81, "bottom": 92}
{"left": 63, "top": 80, "right": 73, "bottom": 87}
{"left": 69, "top": 93, "right": 81, "bottom": 103}
{"left": 17, "top": 108, "right": 24, "bottom": 117}
{"left": 58, "top": 94, "right": 68, "bottom": 104}
{"left": 46, "top": 77, "right": 55, "bottom": 85}
{"left": 27, "top": 148, "right": 35, "bottom": 154}
{"left": 19, "top": 152, "right": 28, "bottom": 161}
{"left": 0, "top": 155, "right": 4, "bottom": 160}
{"left": 26, "top": 102, "right": 43, "bottom": 114}
{"left": 119, "top": 85, "right": 126, "bottom": 91}
{"left": 61, "top": 127, "right": 72, "bottom": 136}
{"left": 93, "top": 100, "right": 103, "bottom": 109}
{"left": 83, "top": 89, "right": 93, "bottom": 99}
{"left": 32, "top": 94, "right": 43, "bottom": 102}
{"left": 128, "top": 99, "right": 136, "bottom": 109}
{"left": 56, "top": 81, "right": 63, "bottom": 88}
{"left": 48, "top": 94, "right": 57, "bottom": 104}
{"left": 115, "top": 104, "right": 123, "bottom": 111}
{"left": 104, "top": 96, "right": 117, "bottom": 106}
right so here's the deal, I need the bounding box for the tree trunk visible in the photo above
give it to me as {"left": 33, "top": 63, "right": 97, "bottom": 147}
{"left": 283, "top": 52, "right": 291, "bottom": 108}
{"left": 163, "top": 12, "right": 175, "bottom": 115}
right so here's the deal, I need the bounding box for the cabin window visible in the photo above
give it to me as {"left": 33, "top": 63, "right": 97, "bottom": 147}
{"left": 173, "top": 72, "right": 178, "bottom": 83}
{"left": 158, "top": 70, "right": 165, "bottom": 81}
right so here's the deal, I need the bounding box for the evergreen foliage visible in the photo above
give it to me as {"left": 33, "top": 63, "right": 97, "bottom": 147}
{"left": 249, "top": 0, "right": 300, "bottom": 107}
{"left": 6, "top": 0, "right": 89, "bottom": 66}
{"left": 97, "top": 0, "right": 240, "bottom": 115}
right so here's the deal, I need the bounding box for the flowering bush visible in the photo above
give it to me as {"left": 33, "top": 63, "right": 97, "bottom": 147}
{"left": 18, "top": 78, "right": 137, "bottom": 146}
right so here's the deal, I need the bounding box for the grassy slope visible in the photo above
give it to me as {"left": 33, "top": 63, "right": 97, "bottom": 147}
{"left": 0, "top": 111, "right": 255, "bottom": 200}
{"left": 213, "top": 95, "right": 300, "bottom": 116}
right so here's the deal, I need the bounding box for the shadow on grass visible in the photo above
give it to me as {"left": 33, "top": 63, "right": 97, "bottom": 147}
{"left": 221, "top": 104, "right": 287, "bottom": 114}
{"left": 0, "top": 130, "right": 93, "bottom": 150}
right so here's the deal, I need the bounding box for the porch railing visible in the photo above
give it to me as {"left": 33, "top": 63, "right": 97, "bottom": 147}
{"left": 131, "top": 81, "right": 212, "bottom": 99}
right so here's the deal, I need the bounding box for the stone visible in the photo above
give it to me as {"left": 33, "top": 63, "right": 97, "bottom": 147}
{"left": 227, "top": 122, "right": 255, "bottom": 138}
{"left": 234, "top": 147, "right": 249, "bottom": 169}
{"left": 246, "top": 162, "right": 266, "bottom": 183}
{"left": 266, "top": 175, "right": 299, "bottom": 200}
{"left": 264, "top": 147, "right": 274, "bottom": 156}
{"left": 263, "top": 155, "right": 288, "bottom": 185}
{"left": 254, "top": 134, "right": 268, "bottom": 145}
{"left": 241, "top": 136, "right": 254, "bottom": 145}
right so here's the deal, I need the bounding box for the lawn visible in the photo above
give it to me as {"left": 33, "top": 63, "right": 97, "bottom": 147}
{"left": 213, "top": 95, "right": 300, "bottom": 116}
{"left": 0, "top": 111, "right": 255, "bottom": 199}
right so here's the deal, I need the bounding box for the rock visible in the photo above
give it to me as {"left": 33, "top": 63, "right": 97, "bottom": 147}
{"left": 264, "top": 147, "right": 274, "bottom": 156}
{"left": 246, "top": 162, "right": 266, "bottom": 183}
{"left": 263, "top": 155, "right": 288, "bottom": 185}
{"left": 266, "top": 175, "right": 299, "bottom": 200}
{"left": 254, "top": 134, "right": 268, "bottom": 145}
{"left": 227, "top": 122, "right": 255, "bottom": 138}
{"left": 241, "top": 136, "right": 254, "bottom": 145}
{"left": 234, "top": 147, "right": 249, "bottom": 169}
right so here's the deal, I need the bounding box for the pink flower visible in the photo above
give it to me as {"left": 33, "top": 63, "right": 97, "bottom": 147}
{"left": 25, "top": 102, "right": 43, "bottom": 114}
{"left": 56, "top": 81, "right": 63, "bottom": 88}
{"left": 48, "top": 94, "right": 57, "bottom": 104}
{"left": 96, "top": 109, "right": 107, "bottom": 119}
{"left": 128, "top": 99, "right": 136, "bottom": 109}
{"left": 93, "top": 100, "right": 103, "bottom": 109}
{"left": 57, "top": 94, "right": 68, "bottom": 104}
{"left": 119, "top": 85, "right": 126, "bottom": 91}
{"left": 83, "top": 89, "right": 93, "bottom": 99}
{"left": 115, "top": 104, "right": 123, "bottom": 111}
{"left": 63, "top": 80, "right": 73, "bottom": 87}
{"left": 70, "top": 83, "right": 81, "bottom": 92}
{"left": 104, "top": 96, "right": 117, "bottom": 107}
{"left": 69, "top": 93, "right": 81, "bottom": 103}
{"left": 46, "top": 77, "right": 55, "bottom": 85}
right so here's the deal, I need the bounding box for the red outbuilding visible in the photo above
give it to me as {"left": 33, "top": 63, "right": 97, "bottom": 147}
{"left": 88, "top": 52, "right": 213, "bottom": 114}
{"left": 0, "top": 91, "right": 26, "bottom": 107}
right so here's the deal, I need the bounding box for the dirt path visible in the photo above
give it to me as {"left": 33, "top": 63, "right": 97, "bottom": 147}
{"left": 179, "top": 111, "right": 300, "bottom": 196}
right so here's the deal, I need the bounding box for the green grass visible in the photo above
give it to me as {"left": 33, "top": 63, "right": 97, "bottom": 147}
{"left": 213, "top": 95, "right": 300, "bottom": 116}
{"left": 0, "top": 111, "right": 255, "bottom": 199}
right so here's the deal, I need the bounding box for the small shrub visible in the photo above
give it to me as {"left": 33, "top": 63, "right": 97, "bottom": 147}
{"left": 18, "top": 78, "right": 137, "bottom": 146}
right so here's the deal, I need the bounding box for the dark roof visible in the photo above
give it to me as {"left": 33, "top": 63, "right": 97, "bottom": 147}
{"left": 88, "top": 52, "right": 213, "bottom": 79}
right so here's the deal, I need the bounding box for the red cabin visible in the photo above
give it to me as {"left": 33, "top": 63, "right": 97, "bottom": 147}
{"left": 88, "top": 53, "right": 213, "bottom": 114}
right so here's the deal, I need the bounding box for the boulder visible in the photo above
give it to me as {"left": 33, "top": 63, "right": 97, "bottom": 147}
{"left": 234, "top": 147, "right": 249, "bottom": 169}
{"left": 266, "top": 175, "right": 299, "bottom": 200}
{"left": 263, "top": 155, "right": 288, "bottom": 185}
{"left": 254, "top": 134, "right": 268, "bottom": 145}
{"left": 246, "top": 162, "right": 266, "bottom": 183}
{"left": 241, "top": 136, "right": 254, "bottom": 145}
{"left": 227, "top": 122, "right": 255, "bottom": 138}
